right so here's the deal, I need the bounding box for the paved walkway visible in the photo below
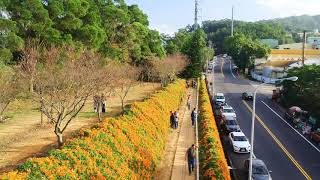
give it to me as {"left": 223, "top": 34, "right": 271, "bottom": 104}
{"left": 171, "top": 87, "right": 196, "bottom": 180}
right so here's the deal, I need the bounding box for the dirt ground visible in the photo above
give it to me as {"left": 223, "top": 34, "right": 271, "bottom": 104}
{"left": 0, "top": 83, "right": 160, "bottom": 173}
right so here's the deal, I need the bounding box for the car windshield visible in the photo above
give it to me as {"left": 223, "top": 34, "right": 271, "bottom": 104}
{"left": 226, "top": 120, "right": 237, "bottom": 125}
{"left": 253, "top": 165, "right": 269, "bottom": 175}
{"left": 233, "top": 136, "right": 247, "bottom": 141}
{"left": 246, "top": 92, "right": 253, "bottom": 96}
{"left": 216, "top": 96, "right": 224, "bottom": 99}
{"left": 223, "top": 108, "right": 234, "bottom": 113}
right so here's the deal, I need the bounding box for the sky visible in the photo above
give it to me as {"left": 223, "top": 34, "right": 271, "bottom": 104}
{"left": 125, "top": 0, "right": 320, "bottom": 35}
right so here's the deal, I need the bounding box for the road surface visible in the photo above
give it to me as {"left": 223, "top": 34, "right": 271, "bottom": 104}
{"left": 211, "top": 57, "right": 320, "bottom": 180}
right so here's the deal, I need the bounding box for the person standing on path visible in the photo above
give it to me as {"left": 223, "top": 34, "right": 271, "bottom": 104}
{"left": 174, "top": 111, "right": 179, "bottom": 129}
{"left": 185, "top": 144, "right": 196, "bottom": 176}
{"left": 101, "top": 94, "right": 106, "bottom": 113}
{"left": 187, "top": 95, "right": 191, "bottom": 110}
{"left": 191, "top": 108, "right": 197, "bottom": 127}
{"left": 170, "top": 111, "right": 175, "bottom": 128}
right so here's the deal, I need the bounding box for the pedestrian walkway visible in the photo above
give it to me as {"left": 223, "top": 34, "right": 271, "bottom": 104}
{"left": 171, "top": 87, "right": 197, "bottom": 180}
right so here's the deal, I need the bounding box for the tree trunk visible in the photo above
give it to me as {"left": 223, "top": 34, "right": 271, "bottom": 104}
{"left": 121, "top": 98, "right": 125, "bottom": 115}
{"left": 55, "top": 127, "right": 64, "bottom": 147}
{"left": 29, "top": 76, "right": 34, "bottom": 93}
{"left": 97, "top": 101, "right": 101, "bottom": 122}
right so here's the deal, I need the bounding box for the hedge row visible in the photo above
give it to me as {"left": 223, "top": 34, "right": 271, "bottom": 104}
{"left": 0, "top": 80, "right": 186, "bottom": 180}
{"left": 198, "top": 78, "right": 231, "bottom": 180}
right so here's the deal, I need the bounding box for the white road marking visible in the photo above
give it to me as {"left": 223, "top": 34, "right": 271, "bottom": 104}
{"left": 261, "top": 100, "right": 320, "bottom": 153}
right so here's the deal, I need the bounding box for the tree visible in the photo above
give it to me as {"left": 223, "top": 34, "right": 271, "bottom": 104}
{"left": 30, "top": 47, "right": 112, "bottom": 146}
{"left": 182, "top": 29, "right": 209, "bottom": 77}
{"left": 224, "top": 33, "right": 270, "bottom": 70}
{"left": 0, "top": 68, "right": 20, "bottom": 122}
{"left": 112, "top": 63, "right": 140, "bottom": 114}
{"left": 281, "top": 65, "right": 320, "bottom": 122}
{"left": 153, "top": 54, "right": 188, "bottom": 86}
{"left": 20, "top": 41, "right": 41, "bottom": 93}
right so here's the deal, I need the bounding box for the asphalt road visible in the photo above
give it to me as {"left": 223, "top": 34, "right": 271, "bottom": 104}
{"left": 211, "top": 57, "right": 320, "bottom": 180}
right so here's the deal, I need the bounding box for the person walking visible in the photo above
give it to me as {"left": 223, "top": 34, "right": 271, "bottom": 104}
{"left": 101, "top": 94, "right": 106, "bottom": 113}
{"left": 174, "top": 111, "right": 179, "bottom": 129}
{"left": 187, "top": 95, "right": 191, "bottom": 110}
{"left": 170, "top": 111, "right": 175, "bottom": 128}
{"left": 191, "top": 108, "right": 197, "bottom": 127}
{"left": 185, "top": 144, "right": 196, "bottom": 176}
{"left": 93, "top": 95, "right": 98, "bottom": 113}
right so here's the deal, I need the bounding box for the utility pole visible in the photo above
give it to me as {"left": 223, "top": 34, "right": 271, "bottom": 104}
{"left": 194, "top": 0, "right": 199, "bottom": 29}
{"left": 302, "top": 30, "right": 306, "bottom": 65}
{"left": 231, "top": 6, "right": 234, "bottom": 37}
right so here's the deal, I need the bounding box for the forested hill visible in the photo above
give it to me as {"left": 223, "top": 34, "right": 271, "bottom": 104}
{"left": 0, "top": 0, "right": 165, "bottom": 65}
{"left": 259, "top": 15, "right": 320, "bottom": 32}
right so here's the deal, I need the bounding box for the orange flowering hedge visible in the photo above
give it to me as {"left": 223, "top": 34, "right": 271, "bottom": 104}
{"left": 0, "top": 80, "right": 186, "bottom": 180}
{"left": 198, "top": 78, "right": 231, "bottom": 180}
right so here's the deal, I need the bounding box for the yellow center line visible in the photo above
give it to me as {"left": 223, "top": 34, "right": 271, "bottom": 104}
{"left": 221, "top": 59, "right": 225, "bottom": 78}
{"left": 242, "top": 100, "right": 312, "bottom": 180}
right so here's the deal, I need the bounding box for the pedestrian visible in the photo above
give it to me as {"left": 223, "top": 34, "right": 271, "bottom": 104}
{"left": 185, "top": 144, "right": 196, "bottom": 176}
{"left": 93, "top": 95, "right": 98, "bottom": 113}
{"left": 101, "top": 94, "right": 106, "bottom": 113}
{"left": 170, "top": 111, "right": 175, "bottom": 128}
{"left": 187, "top": 95, "right": 191, "bottom": 110}
{"left": 174, "top": 111, "right": 179, "bottom": 129}
{"left": 191, "top": 108, "right": 197, "bottom": 127}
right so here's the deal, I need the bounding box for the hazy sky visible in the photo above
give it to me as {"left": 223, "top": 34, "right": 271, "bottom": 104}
{"left": 125, "top": 0, "right": 320, "bottom": 34}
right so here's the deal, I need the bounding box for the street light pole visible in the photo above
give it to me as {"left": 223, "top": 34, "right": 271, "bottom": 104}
{"left": 248, "top": 76, "right": 298, "bottom": 180}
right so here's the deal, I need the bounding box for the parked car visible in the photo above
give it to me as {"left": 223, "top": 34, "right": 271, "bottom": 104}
{"left": 229, "top": 131, "right": 251, "bottom": 153}
{"left": 310, "top": 131, "right": 320, "bottom": 145}
{"left": 244, "top": 159, "right": 272, "bottom": 180}
{"left": 221, "top": 105, "right": 236, "bottom": 119}
{"left": 225, "top": 117, "right": 241, "bottom": 133}
{"left": 215, "top": 93, "right": 226, "bottom": 105}
{"left": 242, "top": 92, "right": 253, "bottom": 100}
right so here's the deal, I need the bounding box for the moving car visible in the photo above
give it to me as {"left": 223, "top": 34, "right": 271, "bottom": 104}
{"left": 244, "top": 159, "right": 272, "bottom": 180}
{"left": 242, "top": 92, "right": 253, "bottom": 100}
{"left": 221, "top": 105, "right": 236, "bottom": 119}
{"left": 215, "top": 93, "right": 226, "bottom": 105}
{"left": 229, "top": 131, "right": 251, "bottom": 153}
{"left": 225, "top": 117, "right": 241, "bottom": 133}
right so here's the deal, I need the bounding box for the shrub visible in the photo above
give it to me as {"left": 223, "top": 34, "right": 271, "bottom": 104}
{"left": 0, "top": 80, "right": 186, "bottom": 180}
{"left": 198, "top": 78, "right": 231, "bottom": 180}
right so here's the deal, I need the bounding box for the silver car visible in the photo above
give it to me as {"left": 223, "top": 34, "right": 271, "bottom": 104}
{"left": 244, "top": 159, "right": 272, "bottom": 180}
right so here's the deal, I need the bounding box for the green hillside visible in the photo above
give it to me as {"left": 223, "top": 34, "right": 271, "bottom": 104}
{"left": 260, "top": 15, "right": 320, "bottom": 32}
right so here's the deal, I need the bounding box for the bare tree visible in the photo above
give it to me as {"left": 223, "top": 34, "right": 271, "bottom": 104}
{"left": 20, "top": 40, "right": 41, "bottom": 93}
{"left": 0, "top": 69, "right": 20, "bottom": 122}
{"left": 32, "top": 47, "right": 113, "bottom": 146}
{"left": 153, "top": 54, "right": 188, "bottom": 86}
{"left": 112, "top": 63, "right": 140, "bottom": 114}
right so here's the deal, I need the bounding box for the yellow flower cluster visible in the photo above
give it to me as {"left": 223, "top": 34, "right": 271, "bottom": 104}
{"left": 198, "top": 79, "right": 231, "bottom": 180}
{"left": 0, "top": 80, "right": 186, "bottom": 180}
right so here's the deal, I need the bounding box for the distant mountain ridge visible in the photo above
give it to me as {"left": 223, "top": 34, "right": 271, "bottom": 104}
{"left": 259, "top": 15, "right": 320, "bottom": 32}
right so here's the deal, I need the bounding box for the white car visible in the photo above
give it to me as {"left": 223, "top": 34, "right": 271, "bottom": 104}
{"left": 229, "top": 132, "right": 251, "bottom": 153}
{"left": 215, "top": 93, "right": 225, "bottom": 105}
{"left": 221, "top": 105, "right": 236, "bottom": 119}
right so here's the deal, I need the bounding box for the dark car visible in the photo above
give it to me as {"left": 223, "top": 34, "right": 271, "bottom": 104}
{"left": 244, "top": 159, "right": 272, "bottom": 180}
{"left": 242, "top": 92, "right": 253, "bottom": 100}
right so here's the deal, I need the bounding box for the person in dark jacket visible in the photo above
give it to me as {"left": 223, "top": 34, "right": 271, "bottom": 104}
{"left": 170, "top": 111, "right": 175, "bottom": 128}
{"left": 191, "top": 108, "right": 197, "bottom": 127}
{"left": 185, "top": 144, "right": 196, "bottom": 175}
